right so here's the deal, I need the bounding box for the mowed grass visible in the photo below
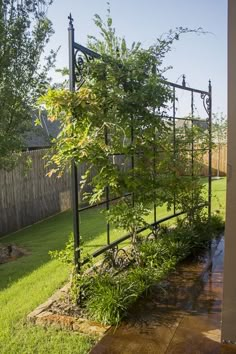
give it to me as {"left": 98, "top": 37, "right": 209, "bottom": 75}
{"left": 0, "top": 178, "right": 226, "bottom": 354}
{"left": 211, "top": 177, "right": 226, "bottom": 217}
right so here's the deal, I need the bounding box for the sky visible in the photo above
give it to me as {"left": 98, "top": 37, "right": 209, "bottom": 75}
{"left": 46, "top": 0, "right": 227, "bottom": 116}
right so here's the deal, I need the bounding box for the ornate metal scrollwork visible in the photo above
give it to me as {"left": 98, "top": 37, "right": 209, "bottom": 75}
{"left": 93, "top": 226, "right": 162, "bottom": 274}
{"left": 74, "top": 49, "right": 94, "bottom": 88}
{"left": 73, "top": 43, "right": 101, "bottom": 89}
{"left": 98, "top": 246, "right": 133, "bottom": 274}
{"left": 200, "top": 93, "right": 211, "bottom": 115}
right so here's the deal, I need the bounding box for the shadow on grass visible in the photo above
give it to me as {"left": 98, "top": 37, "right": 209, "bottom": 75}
{"left": 0, "top": 207, "right": 108, "bottom": 291}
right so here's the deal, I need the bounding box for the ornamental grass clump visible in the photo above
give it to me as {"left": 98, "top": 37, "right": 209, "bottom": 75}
{"left": 83, "top": 263, "right": 169, "bottom": 326}
{"left": 84, "top": 272, "right": 145, "bottom": 326}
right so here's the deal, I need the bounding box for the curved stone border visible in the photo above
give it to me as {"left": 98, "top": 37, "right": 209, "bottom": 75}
{"left": 27, "top": 283, "right": 109, "bottom": 337}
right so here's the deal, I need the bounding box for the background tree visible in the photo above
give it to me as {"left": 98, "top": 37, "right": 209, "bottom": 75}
{"left": 0, "top": 0, "right": 55, "bottom": 169}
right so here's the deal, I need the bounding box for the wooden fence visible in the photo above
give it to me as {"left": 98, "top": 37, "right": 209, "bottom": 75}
{"left": 0, "top": 145, "right": 227, "bottom": 237}
{"left": 202, "top": 144, "right": 227, "bottom": 177}
{"left": 0, "top": 150, "right": 72, "bottom": 237}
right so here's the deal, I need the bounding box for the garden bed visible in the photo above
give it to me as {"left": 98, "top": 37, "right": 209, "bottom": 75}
{"left": 27, "top": 213, "right": 224, "bottom": 336}
{"left": 27, "top": 235, "right": 222, "bottom": 337}
{"left": 0, "top": 244, "right": 29, "bottom": 264}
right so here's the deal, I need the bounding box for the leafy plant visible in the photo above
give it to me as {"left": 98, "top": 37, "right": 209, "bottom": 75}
{"left": 138, "top": 235, "right": 190, "bottom": 269}
{"left": 191, "top": 212, "right": 225, "bottom": 241}
{"left": 106, "top": 200, "right": 149, "bottom": 245}
{"left": 49, "top": 232, "right": 74, "bottom": 265}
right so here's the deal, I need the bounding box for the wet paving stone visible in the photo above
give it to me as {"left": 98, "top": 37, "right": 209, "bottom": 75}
{"left": 90, "top": 237, "right": 236, "bottom": 354}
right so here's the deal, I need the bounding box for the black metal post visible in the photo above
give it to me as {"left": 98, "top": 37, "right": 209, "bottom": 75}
{"left": 208, "top": 80, "right": 212, "bottom": 219}
{"left": 173, "top": 86, "right": 176, "bottom": 214}
{"left": 105, "top": 126, "right": 110, "bottom": 244}
{"left": 68, "top": 14, "right": 80, "bottom": 272}
{"left": 191, "top": 90, "right": 194, "bottom": 177}
{"left": 131, "top": 117, "right": 135, "bottom": 207}
{"left": 191, "top": 90, "right": 194, "bottom": 220}
{"left": 153, "top": 141, "right": 157, "bottom": 224}
{"left": 153, "top": 123, "right": 157, "bottom": 224}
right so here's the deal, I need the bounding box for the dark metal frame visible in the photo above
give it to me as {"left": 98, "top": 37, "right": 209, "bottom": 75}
{"left": 68, "top": 15, "right": 212, "bottom": 273}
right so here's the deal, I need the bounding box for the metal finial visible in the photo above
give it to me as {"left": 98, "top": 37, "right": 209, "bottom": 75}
{"left": 68, "top": 13, "right": 74, "bottom": 28}
{"left": 208, "top": 79, "right": 212, "bottom": 93}
{"left": 182, "top": 74, "right": 186, "bottom": 87}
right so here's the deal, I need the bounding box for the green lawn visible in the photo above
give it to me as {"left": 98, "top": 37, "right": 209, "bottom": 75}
{"left": 211, "top": 177, "right": 226, "bottom": 216}
{"left": 0, "top": 178, "right": 226, "bottom": 354}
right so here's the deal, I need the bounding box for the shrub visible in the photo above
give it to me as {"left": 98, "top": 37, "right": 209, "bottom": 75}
{"left": 138, "top": 229, "right": 194, "bottom": 269}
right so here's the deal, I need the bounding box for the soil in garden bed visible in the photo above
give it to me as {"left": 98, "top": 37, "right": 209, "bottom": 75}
{"left": 49, "top": 288, "right": 85, "bottom": 318}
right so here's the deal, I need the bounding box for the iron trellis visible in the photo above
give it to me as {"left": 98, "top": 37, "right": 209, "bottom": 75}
{"left": 68, "top": 15, "right": 212, "bottom": 273}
